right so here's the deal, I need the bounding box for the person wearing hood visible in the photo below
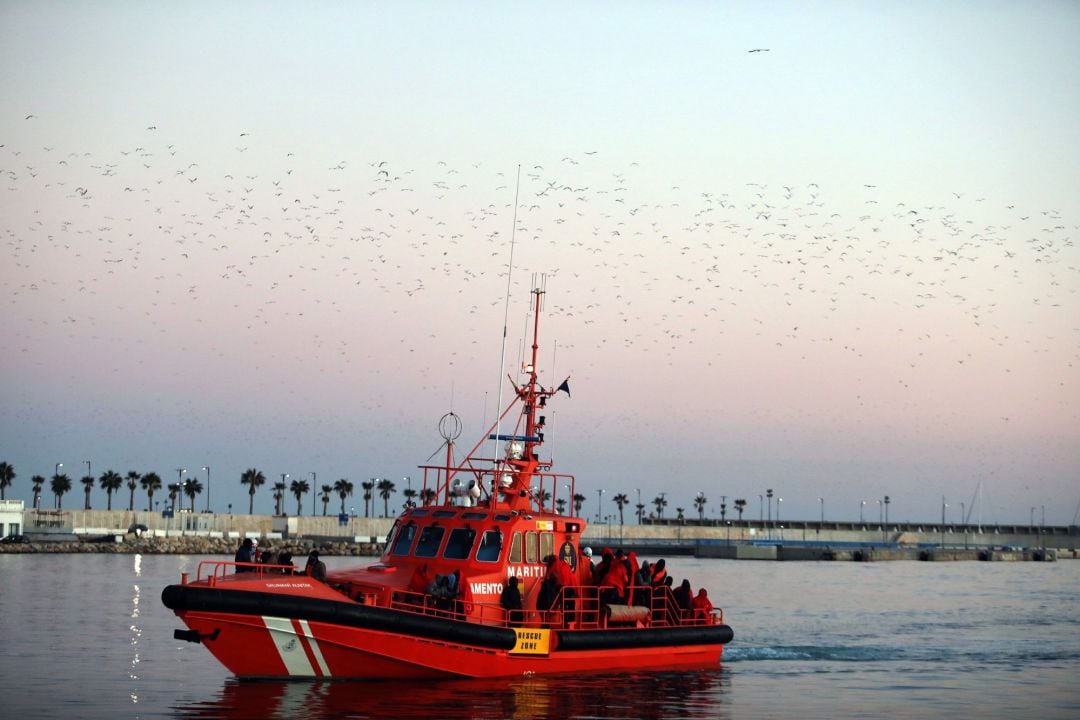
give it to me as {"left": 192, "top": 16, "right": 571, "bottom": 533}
{"left": 691, "top": 587, "right": 714, "bottom": 620}
{"left": 577, "top": 546, "right": 594, "bottom": 587}
{"left": 632, "top": 560, "right": 653, "bottom": 607}
{"left": 599, "top": 550, "right": 628, "bottom": 605}
{"left": 304, "top": 550, "right": 327, "bottom": 583}
{"left": 650, "top": 558, "right": 668, "bottom": 587}
{"left": 234, "top": 538, "right": 256, "bottom": 571}
{"left": 408, "top": 563, "right": 431, "bottom": 595}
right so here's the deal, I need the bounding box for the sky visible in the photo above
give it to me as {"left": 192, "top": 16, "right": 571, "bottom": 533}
{"left": 1, "top": 1, "right": 1078, "bottom": 525}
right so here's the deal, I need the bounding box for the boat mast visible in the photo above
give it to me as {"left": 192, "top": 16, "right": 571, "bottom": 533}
{"left": 487, "top": 283, "right": 559, "bottom": 513}
{"left": 490, "top": 165, "right": 522, "bottom": 498}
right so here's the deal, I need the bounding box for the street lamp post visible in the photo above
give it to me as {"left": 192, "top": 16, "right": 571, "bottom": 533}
{"left": 758, "top": 494, "right": 764, "bottom": 525}
{"left": 766, "top": 488, "right": 773, "bottom": 531}
{"left": 311, "top": 472, "right": 317, "bottom": 515}
{"left": 84, "top": 460, "right": 91, "bottom": 480}
{"left": 635, "top": 488, "right": 642, "bottom": 524}
{"left": 597, "top": 489, "right": 605, "bottom": 523}
{"left": 941, "top": 496, "right": 948, "bottom": 548}
{"left": 860, "top": 499, "right": 865, "bottom": 524}
{"left": 818, "top": 497, "right": 824, "bottom": 530}
{"left": 279, "top": 473, "right": 289, "bottom": 516}
{"left": 202, "top": 466, "right": 210, "bottom": 512}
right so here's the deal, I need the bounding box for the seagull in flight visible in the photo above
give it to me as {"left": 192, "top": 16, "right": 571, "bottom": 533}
{"left": 748, "top": 48, "right": 770, "bottom": 53}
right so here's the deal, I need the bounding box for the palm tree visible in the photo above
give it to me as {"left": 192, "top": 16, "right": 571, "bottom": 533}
{"left": 290, "top": 479, "right": 310, "bottom": 515}
{"left": 141, "top": 472, "right": 162, "bottom": 510}
{"left": 653, "top": 495, "right": 667, "bottom": 519}
{"left": 126, "top": 471, "right": 140, "bottom": 511}
{"left": 32, "top": 475, "right": 45, "bottom": 509}
{"left": 99, "top": 470, "right": 123, "bottom": 510}
{"left": 694, "top": 493, "right": 707, "bottom": 521}
{"left": 81, "top": 475, "right": 95, "bottom": 509}
{"left": 421, "top": 488, "right": 437, "bottom": 506}
{"left": 240, "top": 468, "right": 266, "bottom": 514}
{"left": 183, "top": 479, "right": 203, "bottom": 512}
{"left": 0, "top": 461, "right": 15, "bottom": 500}
{"left": 377, "top": 478, "right": 396, "bottom": 517}
{"left": 613, "top": 493, "right": 629, "bottom": 524}
{"left": 51, "top": 473, "right": 71, "bottom": 509}
{"left": 333, "top": 478, "right": 354, "bottom": 515}
{"left": 402, "top": 487, "right": 418, "bottom": 509}
{"left": 573, "top": 493, "right": 586, "bottom": 515}
{"left": 734, "top": 498, "right": 747, "bottom": 521}
{"left": 167, "top": 483, "right": 180, "bottom": 512}
{"left": 556, "top": 497, "right": 567, "bottom": 515}
{"left": 676, "top": 507, "right": 685, "bottom": 523}
{"left": 536, "top": 487, "right": 552, "bottom": 511}
{"left": 361, "top": 480, "right": 375, "bottom": 517}
{"left": 272, "top": 481, "right": 286, "bottom": 515}
{"left": 320, "top": 484, "right": 333, "bottom": 515}
{"left": 636, "top": 502, "right": 645, "bottom": 524}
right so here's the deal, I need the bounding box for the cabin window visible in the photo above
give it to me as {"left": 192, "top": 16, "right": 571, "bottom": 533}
{"left": 509, "top": 532, "right": 523, "bottom": 564}
{"left": 476, "top": 529, "right": 503, "bottom": 563}
{"left": 414, "top": 525, "right": 446, "bottom": 558}
{"left": 432, "top": 510, "right": 458, "bottom": 518}
{"left": 382, "top": 519, "right": 399, "bottom": 554}
{"left": 540, "top": 532, "right": 554, "bottom": 561}
{"left": 410, "top": 509, "right": 429, "bottom": 518}
{"left": 525, "top": 531, "right": 539, "bottom": 564}
{"left": 461, "top": 511, "right": 488, "bottom": 520}
{"left": 443, "top": 527, "right": 477, "bottom": 560}
{"left": 391, "top": 523, "right": 416, "bottom": 556}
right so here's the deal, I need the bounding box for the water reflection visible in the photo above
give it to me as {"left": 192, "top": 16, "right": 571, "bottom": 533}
{"left": 176, "top": 669, "right": 729, "bottom": 720}
{"left": 130, "top": 553, "right": 143, "bottom": 707}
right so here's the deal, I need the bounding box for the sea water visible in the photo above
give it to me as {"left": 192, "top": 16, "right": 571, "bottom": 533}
{"left": 0, "top": 553, "right": 1076, "bottom": 719}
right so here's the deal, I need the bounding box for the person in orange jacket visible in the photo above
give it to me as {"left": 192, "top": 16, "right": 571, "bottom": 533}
{"left": 691, "top": 587, "right": 714, "bottom": 620}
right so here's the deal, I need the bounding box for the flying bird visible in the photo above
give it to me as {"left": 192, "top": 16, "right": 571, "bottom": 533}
{"left": 748, "top": 48, "right": 770, "bottom": 53}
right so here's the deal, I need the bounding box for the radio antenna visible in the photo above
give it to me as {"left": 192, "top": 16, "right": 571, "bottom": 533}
{"left": 491, "top": 165, "right": 522, "bottom": 466}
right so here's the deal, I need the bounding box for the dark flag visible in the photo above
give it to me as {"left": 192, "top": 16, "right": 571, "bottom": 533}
{"left": 556, "top": 378, "right": 571, "bottom": 397}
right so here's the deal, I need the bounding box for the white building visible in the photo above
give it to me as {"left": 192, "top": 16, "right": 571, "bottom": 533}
{"left": 0, "top": 499, "right": 24, "bottom": 537}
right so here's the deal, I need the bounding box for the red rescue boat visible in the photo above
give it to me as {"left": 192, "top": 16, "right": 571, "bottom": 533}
{"left": 163, "top": 286, "right": 733, "bottom": 679}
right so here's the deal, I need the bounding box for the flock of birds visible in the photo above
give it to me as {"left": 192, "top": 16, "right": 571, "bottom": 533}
{"left": 2, "top": 116, "right": 1077, "bottom": 520}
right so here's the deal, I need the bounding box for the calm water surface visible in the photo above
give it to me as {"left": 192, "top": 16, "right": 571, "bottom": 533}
{"left": 0, "top": 553, "right": 1077, "bottom": 719}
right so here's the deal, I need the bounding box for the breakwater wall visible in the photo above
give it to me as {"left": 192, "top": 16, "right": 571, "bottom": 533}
{"left": 13, "top": 508, "right": 1079, "bottom": 559}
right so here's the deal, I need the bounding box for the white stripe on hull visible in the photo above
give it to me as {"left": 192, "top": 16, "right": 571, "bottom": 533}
{"left": 298, "top": 619, "right": 331, "bottom": 675}
{"left": 262, "top": 616, "right": 316, "bottom": 676}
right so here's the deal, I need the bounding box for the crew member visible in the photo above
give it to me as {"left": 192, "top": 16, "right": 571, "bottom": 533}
{"left": 305, "top": 550, "right": 327, "bottom": 583}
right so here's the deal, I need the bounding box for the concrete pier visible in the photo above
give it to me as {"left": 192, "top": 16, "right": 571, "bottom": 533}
{"left": 13, "top": 507, "right": 1078, "bottom": 560}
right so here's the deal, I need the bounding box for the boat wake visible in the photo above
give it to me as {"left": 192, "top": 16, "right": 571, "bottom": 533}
{"left": 723, "top": 644, "right": 895, "bottom": 662}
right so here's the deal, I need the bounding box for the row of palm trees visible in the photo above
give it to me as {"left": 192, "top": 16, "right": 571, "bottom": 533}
{"left": 2, "top": 462, "right": 405, "bottom": 517}
{"left": 1, "top": 461, "right": 752, "bottom": 522}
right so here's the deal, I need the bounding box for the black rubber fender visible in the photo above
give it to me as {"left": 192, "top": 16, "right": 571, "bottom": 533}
{"left": 555, "top": 623, "right": 733, "bottom": 651}
{"left": 162, "top": 584, "right": 517, "bottom": 650}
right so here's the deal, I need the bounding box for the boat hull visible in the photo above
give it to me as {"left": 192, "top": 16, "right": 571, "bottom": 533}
{"left": 164, "top": 584, "right": 732, "bottom": 679}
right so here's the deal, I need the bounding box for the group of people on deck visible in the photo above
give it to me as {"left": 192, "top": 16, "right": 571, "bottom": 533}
{"left": 531, "top": 545, "right": 713, "bottom": 624}
{"left": 407, "top": 563, "right": 474, "bottom": 617}
{"left": 232, "top": 538, "right": 326, "bottom": 581}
